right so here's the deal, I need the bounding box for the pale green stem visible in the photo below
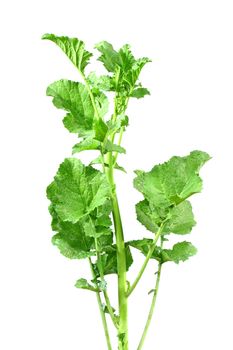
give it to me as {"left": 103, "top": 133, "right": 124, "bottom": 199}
{"left": 107, "top": 153, "right": 128, "bottom": 350}
{"left": 127, "top": 224, "right": 164, "bottom": 297}
{"left": 137, "top": 239, "right": 164, "bottom": 350}
{"left": 88, "top": 258, "right": 112, "bottom": 350}
{"left": 94, "top": 238, "right": 119, "bottom": 329}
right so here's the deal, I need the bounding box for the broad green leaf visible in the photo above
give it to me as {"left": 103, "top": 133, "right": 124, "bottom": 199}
{"left": 75, "top": 278, "right": 99, "bottom": 292}
{"left": 42, "top": 33, "right": 92, "bottom": 72}
{"left": 47, "top": 158, "right": 111, "bottom": 223}
{"left": 49, "top": 202, "right": 113, "bottom": 258}
{"left": 131, "top": 87, "right": 150, "bottom": 99}
{"left": 163, "top": 242, "right": 197, "bottom": 263}
{"left": 46, "top": 80, "right": 94, "bottom": 134}
{"left": 134, "top": 151, "right": 210, "bottom": 208}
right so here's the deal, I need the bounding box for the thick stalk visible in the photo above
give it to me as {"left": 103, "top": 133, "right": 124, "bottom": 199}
{"left": 107, "top": 152, "right": 128, "bottom": 350}
{"left": 127, "top": 224, "right": 164, "bottom": 297}
{"left": 137, "top": 239, "right": 164, "bottom": 350}
{"left": 88, "top": 258, "right": 113, "bottom": 350}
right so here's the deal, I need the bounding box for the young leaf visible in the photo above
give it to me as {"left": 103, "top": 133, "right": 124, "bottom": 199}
{"left": 134, "top": 150, "right": 211, "bottom": 208}
{"left": 90, "top": 156, "right": 127, "bottom": 173}
{"left": 47, "top": 158, "right": 111, "bottom": 223}
{"left": 72, "top": 138, "right": 100, "bottom": 154}
{"left": 75, "top": 278, "right": 99, "bottom": 292}
{"left": 42, "top": 33, "right": 92, "bottom": 73}
{"left": 131, "top": 87, "right": 150, "bottom": 99}
{"left": 95, "top": 41, "right": 120, "bottom": 72}
{"left": 104, "top": 140, "right": 126, "bottom": 154}
{"left": 88, "top": 72, "right": 113, "bottom": 91}
{"left": 96, "top": 245, "right": 133, "bottom": 276}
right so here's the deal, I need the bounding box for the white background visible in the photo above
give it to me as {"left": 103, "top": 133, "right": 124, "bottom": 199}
{"left": 1, "top": 0, "right": 233, "bottom": 349}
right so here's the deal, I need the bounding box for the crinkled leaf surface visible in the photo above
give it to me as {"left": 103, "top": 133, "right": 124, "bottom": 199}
{"left": 47, "top": 158, "right": 111, "bottom": 223}
{"left": 49, "top": 203, "right": 113, "bottom": 259}
{"left": 136, "top": 199, "right": 196, "bottom": 235}
{"left": 134, "top": 151, "right": 210, "bottom": 208}
{"left": 47, "top": 79, "right": 94, "bottom": 134}
{"left": 42, "top": 33, "right": 92, "bottom": 72}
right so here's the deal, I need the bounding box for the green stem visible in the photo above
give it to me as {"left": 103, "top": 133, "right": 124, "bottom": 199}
{"left": 95, "top": 238, "right": 119, "bottom": 329}
{"left": 79, "top": 72, "right": 100, "bottom": 119}
{"left": 127, "top": 224, "right": 164, "bottom": 297}
{"left": 88, "top": 258, "right": 113, "bottom": 350}
{"left": 137, "top": 239, "right": 164, "bottom": 350}
{"left": 107, "top": 151, "right": 128, "bottom": 350}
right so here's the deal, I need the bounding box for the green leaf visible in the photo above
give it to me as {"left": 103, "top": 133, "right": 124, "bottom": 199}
{"left": 131, "top": 87, "right": 150, "bottom": 99}
{"left": 134, "top": 151, "right": 211, "bottom": 208}
{"left": 47, "top": 158, "right": 111, "bottom": 223}
{"left": 42, "top": 33, "right": 92, "bottom": 72}
{"left": 95, "top": 41, "right": 120, "bottom": 72}
{"left": 136, "top": 199, "right": 196, "bottom": 235}
{"left": 165, "top": 201, "right": 196, "bottom": 234}
{"left": 127, "top": 238, "right": 162, "bottom": 262}
{"left": 88, "top": 72, "right": 113, "bottom": 91}
{"left": 75, "top": 278, "right": 99, "bottom": 292}
{"left": 93, "top": 118, "right": 108, "bottom": 142}
{"left": 46, "top": 80, "right": 94, "bottom": 134}
{"left": 72, "top": 138, "right": 100, "bottom": 154}
{"left": 49, "top": 201, "right": 113, "bottom": 258}
{"left": 128, "top": 239, "right": 197, "bottom": 264}
{"left": 51, "top": 220, "right": 94, "bottom": 259}
{"left": 163, "top": 242, "right": 197, "bottom": 263}
{"left": 104, "top": 140, "right": 126, "bottom": 154}
{"left": 135, "top": 199, "right": 162, "bottom": 234}
{"left": 90, "top": 156, "right": 127, "bottom": 173}
{"left": 96, "top": 245, "right": 133, "bottom": 276}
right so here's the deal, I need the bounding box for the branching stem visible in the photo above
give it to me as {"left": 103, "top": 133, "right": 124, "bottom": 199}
{"left": 137, "top": 238, "right": 164, "bottom": 350}
{"left": 88, "top": 258, "right": 113, "bottom": 350}
{"left": 127, "top": 224, "right": 164, "bottom": 297}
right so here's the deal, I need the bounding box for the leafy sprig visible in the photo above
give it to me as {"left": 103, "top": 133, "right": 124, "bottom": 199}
{"left": 43, "top": 33, "right": 210, "bottom": 350}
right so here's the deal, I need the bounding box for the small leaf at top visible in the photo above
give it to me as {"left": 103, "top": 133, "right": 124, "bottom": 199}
{"left": 75, "top": 278, "right": 99, "bottom": 292}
